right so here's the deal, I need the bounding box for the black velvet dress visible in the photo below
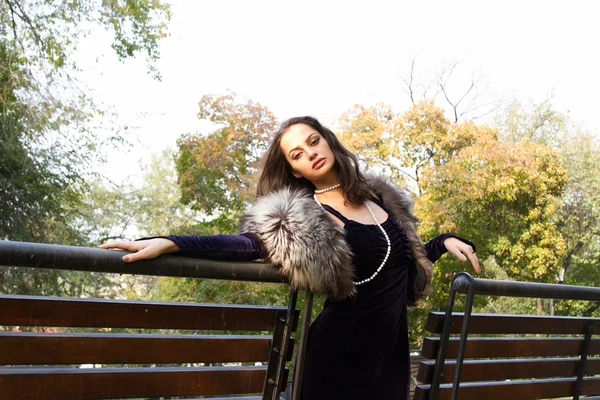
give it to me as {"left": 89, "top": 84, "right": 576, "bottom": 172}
{"left": 164, "top": 199, "right": 464, "bottom": 400}
{"left": 299, "top": 198, "right": 451, "bottom": 400}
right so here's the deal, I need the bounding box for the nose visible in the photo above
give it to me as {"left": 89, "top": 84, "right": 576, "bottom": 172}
{"left": 307, "top": 149, "right": 318, "bottom": 160}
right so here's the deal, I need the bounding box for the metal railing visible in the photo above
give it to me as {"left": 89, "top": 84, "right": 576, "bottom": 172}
{"left": 0, "top": 240, "right": 313, "bottom": 400}
{"left": 430, "top": 272, "right": 600, "bottom": 400}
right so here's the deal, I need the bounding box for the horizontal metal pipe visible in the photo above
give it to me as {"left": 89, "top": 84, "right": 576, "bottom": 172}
{"left": 0, "top": 240, "right": 284, "bottom": 283}
{"left": 454, "top": 273, "right": 600, "bottom": 302}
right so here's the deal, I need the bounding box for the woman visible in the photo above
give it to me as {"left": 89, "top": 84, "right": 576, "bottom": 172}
{"left": 100, "top": 116, "right": 480, "bottom": 399}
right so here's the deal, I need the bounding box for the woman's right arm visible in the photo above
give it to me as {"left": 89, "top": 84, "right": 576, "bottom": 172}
{"left": 98, "top": 233, "right": 266, "bottom": 263}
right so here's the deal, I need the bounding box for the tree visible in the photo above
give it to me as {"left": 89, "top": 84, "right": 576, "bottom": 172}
{"left": 494, "top": 99, "right": 600, "bottom": 316}
{"left": 0, "top": 39, "right": 84, "bottom": 243}
{"left": 494, "top": 97, "right": 569, "bottom": 148}
{"left": 134, "top": 149, "right": 204, "bottom": 236}
{"left": 0, "top": 0, "right": 170, "bottom": 243}
{"left": 175, "top": 91, "right": 278, "bottom": 233}
{"left": 420, "top": 138, "right": 567, "bottom": 279}
{"left": 390, "top": 102, "right": 497, "bottom": 195}
{"left": 0, "top": 0, "right": 170, "bottom": 76}
{"left": 556, "top": 133, "right": 600, "bottom": 287}
{"left": 336, "top": 101, "right": 495, "bottom": 194}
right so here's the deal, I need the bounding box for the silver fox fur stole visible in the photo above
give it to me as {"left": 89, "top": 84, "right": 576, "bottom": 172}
{"left": 239, "top": 176, "right": 433, "bottom": 300}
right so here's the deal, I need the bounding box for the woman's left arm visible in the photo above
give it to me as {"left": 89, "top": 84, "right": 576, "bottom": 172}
{"left": 425, "top": 234, "right": 480, "bottom": 274}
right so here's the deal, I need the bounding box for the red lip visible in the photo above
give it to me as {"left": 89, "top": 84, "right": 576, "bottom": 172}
{"left": 312, "top": 158, "right": 326, "bottom": 169}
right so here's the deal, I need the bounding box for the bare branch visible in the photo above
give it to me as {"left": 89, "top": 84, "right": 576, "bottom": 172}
{"left": 4, "top": 0, "right": 26, "bottom": 51}
{"left": 437, "top": 61, "right": 460, "bottom": 91}
{"left": 454, "top": 78, "right": 476, "bottom": 109}
{"left": 11, "top": 0, "right": 44, "bottom": 48}
{"left": 436, "top": 61, "right": 463, "bottom": 122}
{"left": 400, "top": 58, "right": 416, "bottom": 103}
{"left": 420, "top": 77, "right": 438, "bottom": 100}
{"left": 396, "top": 167, "right": 418, "bottom": 183}
{"left": 469, "top": 103, "right": 501, "bottom": 121}
{"left": 439, "top": 83, "right": 459, "bottom": 123}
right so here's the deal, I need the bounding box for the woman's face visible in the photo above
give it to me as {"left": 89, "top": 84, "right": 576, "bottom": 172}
{"left": 279, "top": 123, "right": 336, "bottom": 183}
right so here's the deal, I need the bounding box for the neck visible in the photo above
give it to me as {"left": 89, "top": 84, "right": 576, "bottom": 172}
{"left": 314, "top": 184, "right": 345, "bottom": 206}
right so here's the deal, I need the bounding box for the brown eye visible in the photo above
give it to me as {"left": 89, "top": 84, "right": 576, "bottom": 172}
{"left": 293, "top": 152, "right": 302, "bottom": 160}
{"left": 311, "top": 138, "right": 320, "bottom": 146}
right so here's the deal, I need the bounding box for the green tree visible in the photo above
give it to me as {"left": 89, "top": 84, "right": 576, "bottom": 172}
{"left": 0, "top": 39, "right": 84, "bottom": 243}
{"left": 175, "top": 91, "right": 278, "bottom": 233}
{"left": 420, "top": 138, "right": 567, "bottom": 283}
{"left": 134, "top": 149, "right": 204, "bottom": 236}
{"left": 150, "top": 93, "right": 285, "bottom": 307}
{"left": 494, "top": 97, "right": 568, "bottom": 148}
{"left": 495, "top": 99, "right": 600, "bottom": 316}
{"left": 1, "top": 0, "right": 170, "bottom": 75}
{"left": 0, "top": 0, "right": 170, "bottom": 243}
{"left": 556, "top": 133, "right": 600, "bottom": 289}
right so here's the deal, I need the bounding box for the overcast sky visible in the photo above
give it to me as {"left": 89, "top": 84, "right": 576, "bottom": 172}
{"left": 74, "top": 0, "right": 600, "bottom": 183}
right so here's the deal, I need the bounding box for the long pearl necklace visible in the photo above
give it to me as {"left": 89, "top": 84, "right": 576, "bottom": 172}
{"left": 356, "top": 202, "right": 392, "bottom": 285}
{"left": 313, "top": 186, "right": 392, "bottom": 286}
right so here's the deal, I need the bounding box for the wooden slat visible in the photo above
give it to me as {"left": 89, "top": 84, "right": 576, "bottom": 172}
{"left": 0, "top": 333, "right": 294, "bottom": 365}
{"left": 417, "top": 357, "right": 600, "bottom": 384}
{"left": 0, "top": 294, "right": 298, "bottom": 331}
{"left": 414, "top": 376, "right": 600, "bottom": 400}
{"left": 421, "top": 337, "right": 600, "bottom": 359}
{"left": 426, "top": 312, "right": 600, "bottom": 335}
{"left": 0, "top": 366, "right": 285, "bottom": 400}
{"left": 193, "top": 398, "right": 263, "bottom": 400}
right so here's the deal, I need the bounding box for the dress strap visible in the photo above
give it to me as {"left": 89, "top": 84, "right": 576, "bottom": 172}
{"left": 322, "top": 198, "right": 390, "bottom": 224}
{"left": 321, "top": 204, "right": 349, "bottom": 224}
{"left": 370, "top": 196, "right": 391, "bottom": 214}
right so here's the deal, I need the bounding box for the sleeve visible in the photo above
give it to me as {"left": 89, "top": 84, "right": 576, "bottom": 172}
{"left": 425, "top": 233, "right": 477, "bottom": 264}
{"left": 138, "top": 232, "right": 266, "bottom": 262}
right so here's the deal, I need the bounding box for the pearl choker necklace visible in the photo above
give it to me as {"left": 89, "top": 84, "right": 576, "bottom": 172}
{"left": 313, "top": 193, "right": 391, "bottom": 286}
{"left": 314, "top": 183, "right": 341, "bottom": 194}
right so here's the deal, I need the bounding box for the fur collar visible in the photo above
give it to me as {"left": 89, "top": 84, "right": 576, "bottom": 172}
{"left": 239, "top": 176, "right": 432, "bottom": 300}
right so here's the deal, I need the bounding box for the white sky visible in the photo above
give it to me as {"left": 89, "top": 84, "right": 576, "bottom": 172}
{"left": 74, "top": 0, "right": 600, "bottom": 183}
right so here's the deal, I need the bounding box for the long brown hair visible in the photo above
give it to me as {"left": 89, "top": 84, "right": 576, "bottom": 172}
{"left": 257, "top": 116, "right": 371, "bottom": 206}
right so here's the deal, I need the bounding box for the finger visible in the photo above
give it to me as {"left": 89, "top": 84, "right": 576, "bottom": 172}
{"left": 97, "top": 243, "right": 118, "bottom": 249}
{"left": 98, "top": 242, "right": 137, "bottom": 251}
{"left": 466, "top": 252, "right": 481, "bottom": 274}
{"left": 123, "top": 249, "right": 148, "bottom": 262}
{"left": 122, "top": 250, "right": 143, "bottom": 263}
{"left": 123, "top": 247, "right": 158, "bottom": 263}
{"left": 450, "top": 246, "right": 468, "bottom": 262}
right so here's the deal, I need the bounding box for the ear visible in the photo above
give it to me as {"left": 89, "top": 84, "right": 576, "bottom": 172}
{"left": 292, "top": 171, "right": 302, "bottom": 179}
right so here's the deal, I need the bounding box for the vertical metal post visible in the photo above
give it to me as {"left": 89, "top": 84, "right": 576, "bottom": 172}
{"left": 291, "top": 290, "right": 314, "bottom": 400}
{"left": 428, "top": 282, "right": 459, "bottom": 400}
{"left": 450, "top": 276, "right": 475, "bottom": 400}
{"left": 264, "top": 289, "right": 298, "bottom": 400}
{"left": 574, "top": 320, "right": 596, "bottom": 400}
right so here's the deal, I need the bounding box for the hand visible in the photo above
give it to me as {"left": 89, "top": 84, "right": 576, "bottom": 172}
{"left": 97, "top": 238, "right": 179, "bottom": 262}
{"left": 444, "top": 237, "right": 481, "bottom": 274}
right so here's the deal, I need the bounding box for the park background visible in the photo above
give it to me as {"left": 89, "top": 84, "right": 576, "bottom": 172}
{"left": 1, "top": 0, "right": 599, "bottom": 346}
